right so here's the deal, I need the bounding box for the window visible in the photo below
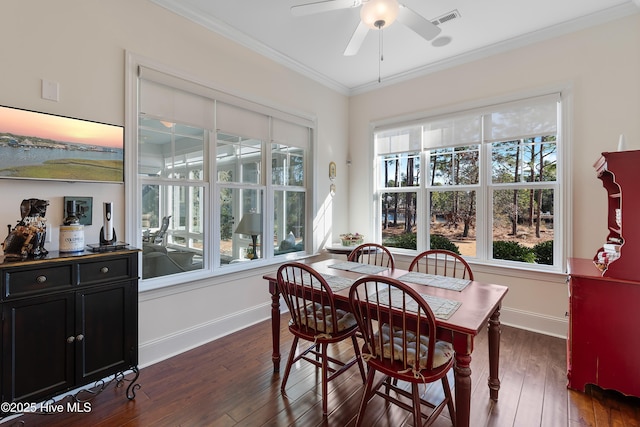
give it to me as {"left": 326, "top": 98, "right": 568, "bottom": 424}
{"left": 375, "top": 94, "right": 562, "bottom": 270}
{"left": 136, "top": 66, "right": 311, "bottom": 282}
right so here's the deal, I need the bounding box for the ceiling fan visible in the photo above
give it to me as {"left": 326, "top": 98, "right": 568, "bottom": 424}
{"left": 291, "top": 0, "right": 442, "bottom": 56}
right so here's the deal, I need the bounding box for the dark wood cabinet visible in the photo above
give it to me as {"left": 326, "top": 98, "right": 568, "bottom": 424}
{"left": 0, "top": 249, "right": 139, "bottom": 404}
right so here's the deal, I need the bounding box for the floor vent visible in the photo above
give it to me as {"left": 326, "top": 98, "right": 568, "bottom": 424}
{"left": 431, "top": 9, "right": 461, "bottom": 26}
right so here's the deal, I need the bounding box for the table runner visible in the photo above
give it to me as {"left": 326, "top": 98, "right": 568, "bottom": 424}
{"left": 288, "top": 272, "right": 461, "bottom": 319}
{"left": 397, "top": 272, "right": 471, "bottom": 292}
{"left": 328, "top": 261, "right": 389, "bottom": 275}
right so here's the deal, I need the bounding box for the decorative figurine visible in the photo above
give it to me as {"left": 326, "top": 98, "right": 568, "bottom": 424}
{"left": 2, "top": 198, "right": 50, "bottom": 259}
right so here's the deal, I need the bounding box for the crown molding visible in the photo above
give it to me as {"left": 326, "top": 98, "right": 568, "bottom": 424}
{"left": 149, "top": 0, "right": 351, "bottom": 95}
{"left": 150, "top": 1, "right": 638, "bottom": 96}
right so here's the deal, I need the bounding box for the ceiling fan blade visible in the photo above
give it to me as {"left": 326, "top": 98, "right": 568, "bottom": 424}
{"left": 291, "top": 0, "right": 360, "bottom": 17}
{"left": 343, "top": 21, "right": 369, "bottom": 56}
{"left": 397, "top": 4, "right": 442, "bottom": 41}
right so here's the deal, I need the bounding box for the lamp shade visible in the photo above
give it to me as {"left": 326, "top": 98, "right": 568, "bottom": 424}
{"left": 235, "top": 212, "right": 263, "bottom": 236}
{"left": 360, "top": 0, "right": 399, "bottom": 29}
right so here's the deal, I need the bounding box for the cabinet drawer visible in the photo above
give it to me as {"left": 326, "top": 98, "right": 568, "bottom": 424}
{"left": 4, "top": 265, "right": 74, "bottom": 299}
{"left": 79, "top": 257, "right": 132, "bottom": 285}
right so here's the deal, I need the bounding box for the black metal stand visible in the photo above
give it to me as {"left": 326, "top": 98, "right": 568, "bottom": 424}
{"left": 0, "top": 367, "right": 140, "bottom": 419}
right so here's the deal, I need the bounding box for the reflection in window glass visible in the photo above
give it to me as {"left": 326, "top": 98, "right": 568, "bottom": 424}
{"left": 140, "top": 183, "right": 204, "bottom": 279}
{"left": 139, "top": 119, "right": 205, "bottom": 179}
{"left": 492, "top": 188, "right": 554, "bottom": 264}
{"left": 381, "top": 191, "right": 417, "bottom": 249}
{"left": 139, "top": 117, "right": 206, "bottom": 279}
{"left": 216, "top": 133, "right": 262, "bottom": 184}
{"left": 219, "top": 188, "right": 263, "bottom": 265}
{"left": 137, "top": 75, "right": 312, "bottom": 284}
{"left": 272, "top": 144, "right": 304, "bottom": 186}
{"left": 274, "top": 191, "right": 305, "bottom": 255}
{"left": 429, "top": 190, "right": 476, "bottom": 256}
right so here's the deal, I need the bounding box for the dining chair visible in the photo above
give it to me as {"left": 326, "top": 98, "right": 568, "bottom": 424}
{"left": 348, "top": 243, "right": 395, "bottom": 269}
{"left": 349, "top": 275, "right": 456, "bottom": 427}
{"left": 409, "top": 249, "right": 473, "bottom": 281}
{"left": 276, "top": 262, "right": 366, "bottom": 415}
{"left": 151, "top": 215, "right": 172, "bottom": 245}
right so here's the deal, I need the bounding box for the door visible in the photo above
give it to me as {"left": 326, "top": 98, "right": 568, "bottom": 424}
{"left": 76, "top": 282, "right": 136, "bottom": 384}
{"left": 1, "top": 293, "right": 75, "bottom": 403}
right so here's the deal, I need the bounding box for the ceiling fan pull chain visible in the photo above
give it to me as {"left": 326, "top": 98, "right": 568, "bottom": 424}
{"left": 378, "top": 27, "right": 383, "bottom": 83}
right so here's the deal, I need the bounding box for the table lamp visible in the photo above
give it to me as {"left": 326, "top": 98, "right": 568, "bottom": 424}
{"left": 235, "top": 212, "right": 262, "bottom": 259}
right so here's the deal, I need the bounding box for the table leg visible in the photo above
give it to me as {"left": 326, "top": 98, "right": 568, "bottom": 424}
{"left": 269, "top": 279, "right": 281, "bottom": 373}
{"left": 452, "top": 333, "right": 472, "bottom": 427}
{"left": 454, "top": 353, "right": 472, "bottom": 427}
{"left": 488, "top": 305, "right": 502, "bottom": 401}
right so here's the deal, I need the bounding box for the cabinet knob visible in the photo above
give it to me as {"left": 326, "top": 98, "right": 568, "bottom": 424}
{"left": 36, "top": 275, "right": 47, "bottom": 284}
{"left": 100, "top": 266, "right": 109, "bottom": 274}
{"left": 67, "top": 336, "right": 75, "bottom": 343}
{"left": 76, "top": 334, "right": 84, "bottom": 341}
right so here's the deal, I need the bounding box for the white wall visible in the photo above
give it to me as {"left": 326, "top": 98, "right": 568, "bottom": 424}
{"left": 0, "top": 0, "right": 349, "bottom": 366}
{"left": 348, "top": 14, "right": 640, "bottom": 337}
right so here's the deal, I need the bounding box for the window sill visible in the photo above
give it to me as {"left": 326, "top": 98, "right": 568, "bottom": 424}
{"left": 139, "top": 251, "right": 319, "bottom": 298}
{"left": 390, "top": 251, "right": 567, "bottom": 283}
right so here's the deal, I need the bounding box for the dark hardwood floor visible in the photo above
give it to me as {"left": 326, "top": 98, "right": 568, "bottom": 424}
{"left": 5, "top": 314, "right": 640, "bottom": 426}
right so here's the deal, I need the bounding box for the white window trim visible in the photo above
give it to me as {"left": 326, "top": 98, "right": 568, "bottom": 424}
{"left": 125, "top": 52, "right": 317, "bottom": 291}
{"left": 370, "top": 86, "right": 573, "bottom": 273}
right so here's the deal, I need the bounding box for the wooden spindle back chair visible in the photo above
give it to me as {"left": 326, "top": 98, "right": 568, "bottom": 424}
{"left": 409, "top": 249, "right": 473, "bottom": 281}
{"left": 276, "top": 262, "right": 366, "bottom": 415}
{"left": 348, "top": 243, "right": 395, "bottom": 269}
{"left": 349, "top": 275, "right": 456, "bottom": 426}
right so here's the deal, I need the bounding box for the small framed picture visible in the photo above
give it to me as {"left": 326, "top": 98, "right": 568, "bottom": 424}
{"left": 63, "top": 196, "right": 93, "bottom": 225}
{"left": 329, "top": 161, "right": 336, "bottom": 180}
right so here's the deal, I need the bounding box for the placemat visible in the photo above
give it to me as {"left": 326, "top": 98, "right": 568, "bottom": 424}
{"left": 376, "top": 287, "right": 461, "bottom": 320}
{"left": 291, "top": 272, "right": 355, "bottom": 293}
{"left": 319, "top": 274, "right": 355, "bottom": 292}
{"left": 328, "top": 261, "right": 389, "bottom": 275}
{"left": 397, "top": 272, "right": 471, "bottom": 292}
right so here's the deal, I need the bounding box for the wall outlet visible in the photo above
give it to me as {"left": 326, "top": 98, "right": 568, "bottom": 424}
{"left": 46, "top": 223, "right": 52, "bottom": 242}
{"left": 41, "top": 79, "right": 60, "bottom": 102}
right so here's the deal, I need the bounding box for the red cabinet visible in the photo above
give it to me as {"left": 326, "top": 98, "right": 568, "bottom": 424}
{"left": 592, "top": 150, "right": 640, "bottom": 280}
{"left": 567, "top": 150, "right": 640, "bottom": 397}
{"left": 567, "top": 258, "right": 640, "bottom": 397}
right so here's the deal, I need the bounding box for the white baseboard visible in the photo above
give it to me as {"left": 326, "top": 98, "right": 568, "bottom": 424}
{"left": 138, "top": 302, "right": 271, "bottom": 368}
{"left": 500, "top": 306, "right": 568, "bottom": 339}
{"left": 138, "top": 303, "right": 567, "bottom": 370}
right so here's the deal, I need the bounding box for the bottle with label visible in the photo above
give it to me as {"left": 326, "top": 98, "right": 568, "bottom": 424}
{"left": 59, "top": 200, "right": 85, "bottom": 252}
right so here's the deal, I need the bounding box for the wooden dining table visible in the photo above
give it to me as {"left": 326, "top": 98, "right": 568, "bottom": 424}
{"left": 263, "top": 258, "right": 509, "bottom": 427}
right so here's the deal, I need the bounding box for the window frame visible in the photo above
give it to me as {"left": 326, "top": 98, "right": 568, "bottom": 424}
{"left": 126, "top": 55, "right": 315, "bottom": 290}
{"left": 372, "top": 92, "right": 567, "bottom": 272}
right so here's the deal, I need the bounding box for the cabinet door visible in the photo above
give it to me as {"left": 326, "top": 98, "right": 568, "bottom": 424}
{"left": 75, "top": 281, "right": 136, "bottom": 384}
{"left": 569, "top": 275, "right": 640, "bottom": 396}
{"left": 1, "top": 293, "right": 75, "bottom": 403}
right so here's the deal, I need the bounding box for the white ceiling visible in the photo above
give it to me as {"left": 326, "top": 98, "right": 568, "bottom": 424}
{"left": 150, "top": 0, "right": 639, "bottom": 95}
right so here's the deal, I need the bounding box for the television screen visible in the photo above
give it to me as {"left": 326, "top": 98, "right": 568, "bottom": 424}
{"left": 0, "top": 105, "right": 124, "bottom": 183}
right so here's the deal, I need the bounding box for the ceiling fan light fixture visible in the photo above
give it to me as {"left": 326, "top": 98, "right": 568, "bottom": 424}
{"left": 360, "top": 0, "right": 399, "bottom": 30}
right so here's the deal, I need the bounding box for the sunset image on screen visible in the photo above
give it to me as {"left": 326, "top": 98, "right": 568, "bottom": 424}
{"left": 0, "top": 105, "right": 122, "bottom": 148}
{"left": 0, "top": 105, "right": 124, "bottom": 182}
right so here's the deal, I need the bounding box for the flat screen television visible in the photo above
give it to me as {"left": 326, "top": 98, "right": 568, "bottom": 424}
{"left": 0, "top": 105, "right": 124, "bottom": 183}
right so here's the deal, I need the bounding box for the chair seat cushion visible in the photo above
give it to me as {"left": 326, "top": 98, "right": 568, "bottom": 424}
{"left": 374, "top": 324, "right": 453, "bottom": 369}
{"left": 298, "top": 303, "right": 357, "bottom": 334}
